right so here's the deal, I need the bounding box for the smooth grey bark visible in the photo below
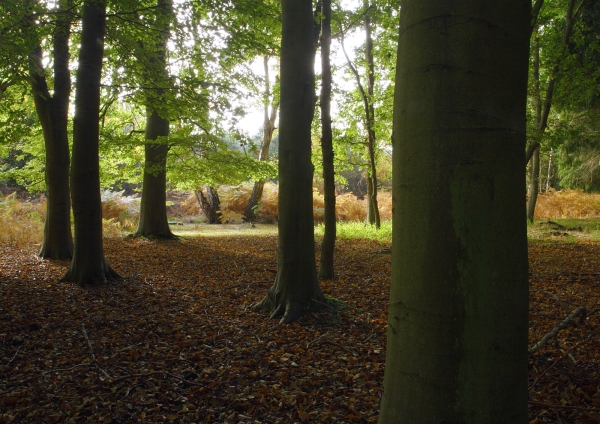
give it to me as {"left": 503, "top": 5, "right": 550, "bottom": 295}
{"left": 28, "top": 0, "right": 73, "bottom": 259}
{"left": 378, "top": 1, "right": 530, "bottom": 422}
{"left": 243, "top": 56, "right": 279, "bottom": 222}
{"left": 256, "top": 0, "right": 327, "bottom": 324}
{"left": 318, "top": 0, "right": 336, "bottom": 280}
{"left": 61, "top": 0, "right": 120, "bottom": 287}
{"left": 133, "top": 0, "right": 175, "bottom": 238}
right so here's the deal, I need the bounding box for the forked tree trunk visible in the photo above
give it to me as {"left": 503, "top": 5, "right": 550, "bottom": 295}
{"left": 133, "top": 0, "right": 174, "bottom": 238}
{"left": 195, "top": 186, "right": 221, "bottom": 224}
{"left": 378, "top": 1, "right": 530, "bottom": 421}
{"left": 243, "top": 57, "right": 279, "bottom": 222}
{"left": 318, "top": 0, "right": 336, "bottom": 280}
{"left": 61, "top": 0, "right": 120, "bottom": 287}
{"left": 256, "top": 0, "right": 327, "bottom": 324}
{"left": 29, "top": 0, "right": 73, "bottom": 259}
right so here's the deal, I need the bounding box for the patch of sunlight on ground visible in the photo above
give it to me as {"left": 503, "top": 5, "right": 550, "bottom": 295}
{"left": 171, "top": 223, "right": 278, "bottom": 238}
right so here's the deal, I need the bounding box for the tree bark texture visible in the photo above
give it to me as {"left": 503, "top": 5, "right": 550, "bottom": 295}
{"left": 133, "top": 0, "right": 175, "bottom": 238}
{"left": 243, "top": 56, "right": 279, "bottom": 222}
{"left": 319, "top": 0, "right": 336, "bottom": 280}
{"left": 29, "top": 0, "right": 73, "bottom": 259}
{"left": 256, "top": 0, "right": 327, "bottom": 324}
{"left": 196, "top": 186, "right": 222, "bottom": 224}
{"left": 378, "top": 1, "right": 530, "bottom": 422}
{"left": 61, "top": 0, "right": 120, "bottom": 287}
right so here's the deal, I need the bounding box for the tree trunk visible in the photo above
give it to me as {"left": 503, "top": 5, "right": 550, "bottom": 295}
{"left": 28, "top": 0, "right": 73, "bottom": 259}
{"left": 526, "top": 0, "right": 579, "bottom": 220}
{"left": 527, "top": 147, "right": 540, "bottom": 222}
{"left": 61, "top": 0, "right": 120, "bottom": 287}
{"left": 134, "top": 109, "right": 174, "bottom": 238}
{"left": 195, "top": 186, "right": 222, "bottom": 224}
{"left": 366, "top": 172, "right": 375, "bottom": 224}
{"left": 378, "top": 1, "right": 530, "bottom": 422}
{"left": 243, "top": 56, "right": 279, "bottom": 222}
{"left": 319, "top": 0, "right": 336, "bottom": 280}
{"left": 546, "top": 147, "right": 553, "bottom": 191}
{"left": 364, "top": 3, "right": 380, "bottom": 229}
{"left": 256, "top": 0, "right": 327, "bottom": 324}
{"left": 341, "top": 4, "right": 380, "bottom": 228}
{"left": 133, "top": 0, "right": 174, "bottom": 238}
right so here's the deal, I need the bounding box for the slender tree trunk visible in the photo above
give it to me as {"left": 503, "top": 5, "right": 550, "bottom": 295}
{"left": 61, "top": 0, "right": 120, "bottom": 287}
{"left": 319, "top": 0, "right": 336, "bottom": 280}
{"left": 364, "top": 3, "right": 380, "bottom": 228}
{"left": 243, "top": 56, "right": 279, "bottom": 222}
{"left": 527, "top": 0, "right": 580, "bottom": 220}
{"left": 133, "top": 0, "right": 174, "bottom": 238}
{"left": 28, "top": 0, "right": 73, "bottom": 259}
{"left": 195, "top": 186, "right": 222, "bottom": 224}
{"left": 378, "top": 1, "right": 530, "bottom": 422}
{"left": 366, "top": 172, "right": 375, "bottom": 224}
{"left": 527, "top": 148, "right": 540, "bottom": 221}
{"left": 546, "top": 147, "right": 553, "bottom": 191}
{"left": 340, "top": 4, "right": 380, "bottom": 228}
{"left": 256, "top": 0, "right": 327, "bottom": 324}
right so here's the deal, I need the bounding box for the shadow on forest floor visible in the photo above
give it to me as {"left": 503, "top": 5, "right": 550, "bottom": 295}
{"left": 0, "top": 230, "right": 599, "bottom": 422}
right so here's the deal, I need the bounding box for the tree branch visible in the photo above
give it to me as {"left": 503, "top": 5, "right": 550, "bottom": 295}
{"left": 529, "top": 306, "right": 586, "bottom": 354}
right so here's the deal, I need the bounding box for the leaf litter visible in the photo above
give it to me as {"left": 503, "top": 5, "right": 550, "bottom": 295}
{"left": 0, "top": 235, "right": 598, "bottom": 423}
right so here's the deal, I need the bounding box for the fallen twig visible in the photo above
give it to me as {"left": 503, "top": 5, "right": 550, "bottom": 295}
{"left": 531, "top": 289, "right": 571, "bottom": 312}
{"left": 307, "top": 333, "right": 329, "bottom": 348}
{"left": 2, "top": 363, "right": 94, "bottom": 390}
{"left": 110, "top": 370, "right": 208, "bottom": 388}
{"left": 81, "top": 323, "right": 95, "bottom": 360}
{"left": 4, "top": 346, "right": 21, "bottom": 368}
{"left": 529, "top": 400, "right": 600, "bottom": 412}
{"left": 529, "top": 306, "right": 586, "bottom": 354}
{"left": 528, "top": 336, "right": 592, "bottom": 392}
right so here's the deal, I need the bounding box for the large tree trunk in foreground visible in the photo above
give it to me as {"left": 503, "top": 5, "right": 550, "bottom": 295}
{"left": 378, "top": 1, "right": 530, "bottom": 422}
{"left": 133, "top": 0, "right": 174, "bottom": 239}
{"left": 61, "top": 0, "right": 120, "bottom": 287}
{"left": 319, "top": 0, "right": 336, "bottom": 280}
{"left": 29, "top": 0, "right": 73, "bottom": 259}
{"left": 243, "top": 56, "right": 279, "bottom": 222}
{"left": 256, "top": 0, "right": 327, "bottom": 324}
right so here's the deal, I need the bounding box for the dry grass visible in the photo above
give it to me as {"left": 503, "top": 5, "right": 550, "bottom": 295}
{"left": 534, "top": 189, "right": 600, "bottom": 219}
{"left": 0, "top": 193, "right": 45, "bottom": 249}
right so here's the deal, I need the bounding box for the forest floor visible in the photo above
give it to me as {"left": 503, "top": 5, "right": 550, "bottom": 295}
{"left": 0, "top": 224, "right": 599, "bottom": 423}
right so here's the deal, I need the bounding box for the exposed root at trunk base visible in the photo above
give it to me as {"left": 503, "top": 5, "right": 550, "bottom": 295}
{"left": 60, "top": 264, "right": 122, "bottom": 288}
{"left": 129, "top": 232, "right": 179, "bottom": 240}
{"left": 256, "top": 292, "right": 333, "bottom": 324}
